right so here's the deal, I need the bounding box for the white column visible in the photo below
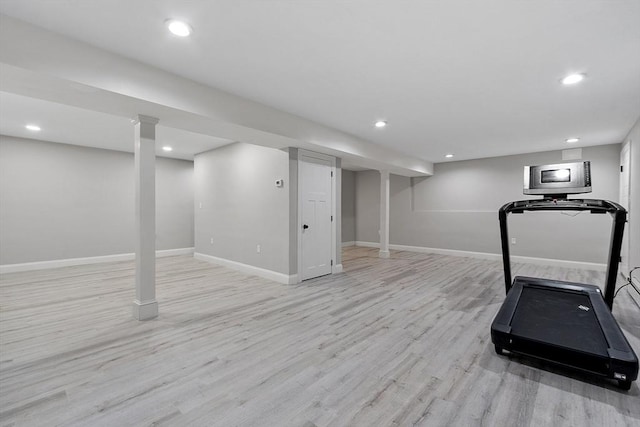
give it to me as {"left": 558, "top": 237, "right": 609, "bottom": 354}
{"left": 379, "top": 169, "right": 390, "bottom": 258}
{"left": 133, "top": 115, "right": 159, "bottom": 320}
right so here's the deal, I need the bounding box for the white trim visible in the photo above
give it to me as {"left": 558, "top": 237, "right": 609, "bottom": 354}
{"left": 341, "top": 241, "right": 356, "bottom": 247}
{"left": 132, "top": 299, "right": 158, "bottom": 321}
{"left": 333, "top": 264, "right": 344, "bottom": 273}
{"left": 297, "top": 153, "right": 302, "bottom": 281}
{"left": 619, "top": 140, "right": 631, "bottom": 275}
{"left": 353, "top": 241, "right": 607, "bottom": 271}
{"left": 0, "top": 247, "right": 195, "bottom": 274}
{"left": 389, "top": 243, "right": 505, "bottom": 262}
{"left": 331, "top": 158, "right": 337, "bottom": 276}
{"left": 194, "top": 252, "right": 297, "bottom": 285}
{"left": 508, "top": 254, "right": 605, "bottom": 271}
{"left": 355, "top": 241, "right": 380, "bottom": 248}
{"left": 156, "top": 247, "right": 195, "bottom": 258}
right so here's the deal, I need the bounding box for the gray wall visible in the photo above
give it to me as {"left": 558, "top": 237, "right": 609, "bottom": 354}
{"left": 0, "top": 135, "right": 194, "bottom": 265}
{"left": 355, "top": 170, "right": 381, "bottom": 243}
{"left": 288, "top": 148, "right": 299, "bottom": 275}
{"left": 355, "top": 144, "right": 621, "bottom": 264}
{"left": 341, "top": 169, "right": 356, "bottom": 243}
{"left": 194, "top": 142, "right": 291, "bottom": 275}
{"left": 156, "top": 155, "right": 195, "bottom": 251}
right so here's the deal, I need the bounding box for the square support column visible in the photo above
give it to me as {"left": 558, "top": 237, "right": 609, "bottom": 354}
{"left": 379, "top": 170, "right": 390, "bottom": 258}
{"left": 133, "top": 115, "right": 159, "bottom": 320}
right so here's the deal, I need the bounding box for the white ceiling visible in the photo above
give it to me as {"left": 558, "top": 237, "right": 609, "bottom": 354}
{"left": 0, "top": 0, "right": 639, "bottom": 164}
{"left": 0, "top": 92, "right": 233, "bottom": 160}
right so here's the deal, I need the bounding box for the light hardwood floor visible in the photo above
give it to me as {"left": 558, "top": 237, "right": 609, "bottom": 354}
{"left": 1, "top": 247, "right": 639, "bottom": 426}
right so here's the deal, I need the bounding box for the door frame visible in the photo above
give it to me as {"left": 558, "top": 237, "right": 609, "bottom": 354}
{"left": 620, "top": 140, "right": 631, "bottom": 278}
{"left": 297, "top": 149, "right": 337, "bottom": 282}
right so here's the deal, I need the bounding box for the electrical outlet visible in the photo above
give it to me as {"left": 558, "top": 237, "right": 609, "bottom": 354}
{"left": 199, "top": 202, "right": 203, "bottom": 209}
{"left": 257, "top": 244, "right": 261, "bottom": 253}
{"left": 511, "top": 237, "right": 517, "bottom": 245}
{"left": 210, "top": 237, "right": 214, "bottom": 244}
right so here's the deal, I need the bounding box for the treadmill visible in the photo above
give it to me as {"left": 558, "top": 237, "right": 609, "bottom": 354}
{"left": 490, "top": 162, "right": 638, "bottom": 390}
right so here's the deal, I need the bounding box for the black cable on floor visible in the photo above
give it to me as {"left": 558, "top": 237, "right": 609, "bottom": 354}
{"left": 614, "top": 266, "right": 640, "bottom": 299}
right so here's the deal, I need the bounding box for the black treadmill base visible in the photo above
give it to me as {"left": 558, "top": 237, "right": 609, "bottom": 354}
{"left": 494, "top": 345, "right": 633, "bottom": 391}
{"left": 491, "top": 276, "right": 638, "bottom": 390}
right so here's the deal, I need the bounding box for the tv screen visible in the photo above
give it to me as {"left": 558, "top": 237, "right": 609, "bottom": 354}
{"left": 541, "top": 169, "right": 571, "bottom": 183}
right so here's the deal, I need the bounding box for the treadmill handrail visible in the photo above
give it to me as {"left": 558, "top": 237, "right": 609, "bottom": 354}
{"left": 498, "top": 198, "right": 626, "bottom": 311}
{"left": 500, "top": 198, "right": 621, "bottom": 214}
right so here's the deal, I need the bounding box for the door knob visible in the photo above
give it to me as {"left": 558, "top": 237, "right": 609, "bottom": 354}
{"left": 303, "top": 224, "right": 309, "bottom": 230}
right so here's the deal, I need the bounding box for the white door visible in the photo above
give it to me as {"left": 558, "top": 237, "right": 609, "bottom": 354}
{"left": 300, "top": 154, "right": 333, "bottom": 280}
{"left": 620, "top": 141, "right": 631, "bottom": 277}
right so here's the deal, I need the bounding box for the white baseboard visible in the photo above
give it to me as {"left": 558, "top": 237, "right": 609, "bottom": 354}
{"left": 341, "top": 241, "right": 356, "bottom": 247}
{"left": 509, "top": 254, "right": 606, "bottom": 271}
{"left": 156, "top": 247, "right": 195, "bottom": 258}
{"left": 353, "top": 241, "right": 606, "bottom": 271}
{"left": 132, "top": 299, "right": 158, "bottom": 321}
{"left": 194, "top": 252, "right": 297, "bottom": 285}
{"left": 0, "top": 247, "right": 195, "bottom": 274}
{"left": 333, "top": 264, "right": 344, "bottom": 273}
{"left": 354, "top": 241, "right": 380, "bottom": 248}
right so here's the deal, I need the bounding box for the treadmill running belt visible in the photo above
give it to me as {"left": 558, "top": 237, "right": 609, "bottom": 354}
{"left": 510, "top": 287, "right": 608, "bottom": 356}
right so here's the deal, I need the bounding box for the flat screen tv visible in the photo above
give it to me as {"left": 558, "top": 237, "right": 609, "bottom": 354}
{"left": 523, "top": 161, "right": 591, "bottom": 197}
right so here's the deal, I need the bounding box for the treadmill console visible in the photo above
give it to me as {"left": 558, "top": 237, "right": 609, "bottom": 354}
{"left": 524, "top": 161, "right": 591, "bottom": 198}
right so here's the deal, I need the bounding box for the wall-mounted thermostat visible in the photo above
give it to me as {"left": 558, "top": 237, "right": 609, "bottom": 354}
{"left": 275, "top": 179, "right": 284, "bottom": 187}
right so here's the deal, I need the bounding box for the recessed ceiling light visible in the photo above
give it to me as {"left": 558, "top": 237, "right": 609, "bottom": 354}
{"left": 162, "top": 146, "right": 173, "bottom": 152}
{"left": 166, "top": 19, "right": 192, "bottom": 37}
{"left": 374, "top": 120, "right": 387, "bottom": 128}
{"left": 445, "top": 154, "right": 454, "bottom": 158}
{"left": 561, "top": 73, "right": 585, "bottom": 85}
{"left": 25, "top": 124, "right": 41, "bottom": 131}
{"left": 565, "top": 137, "right": 580, "bottom": 143}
